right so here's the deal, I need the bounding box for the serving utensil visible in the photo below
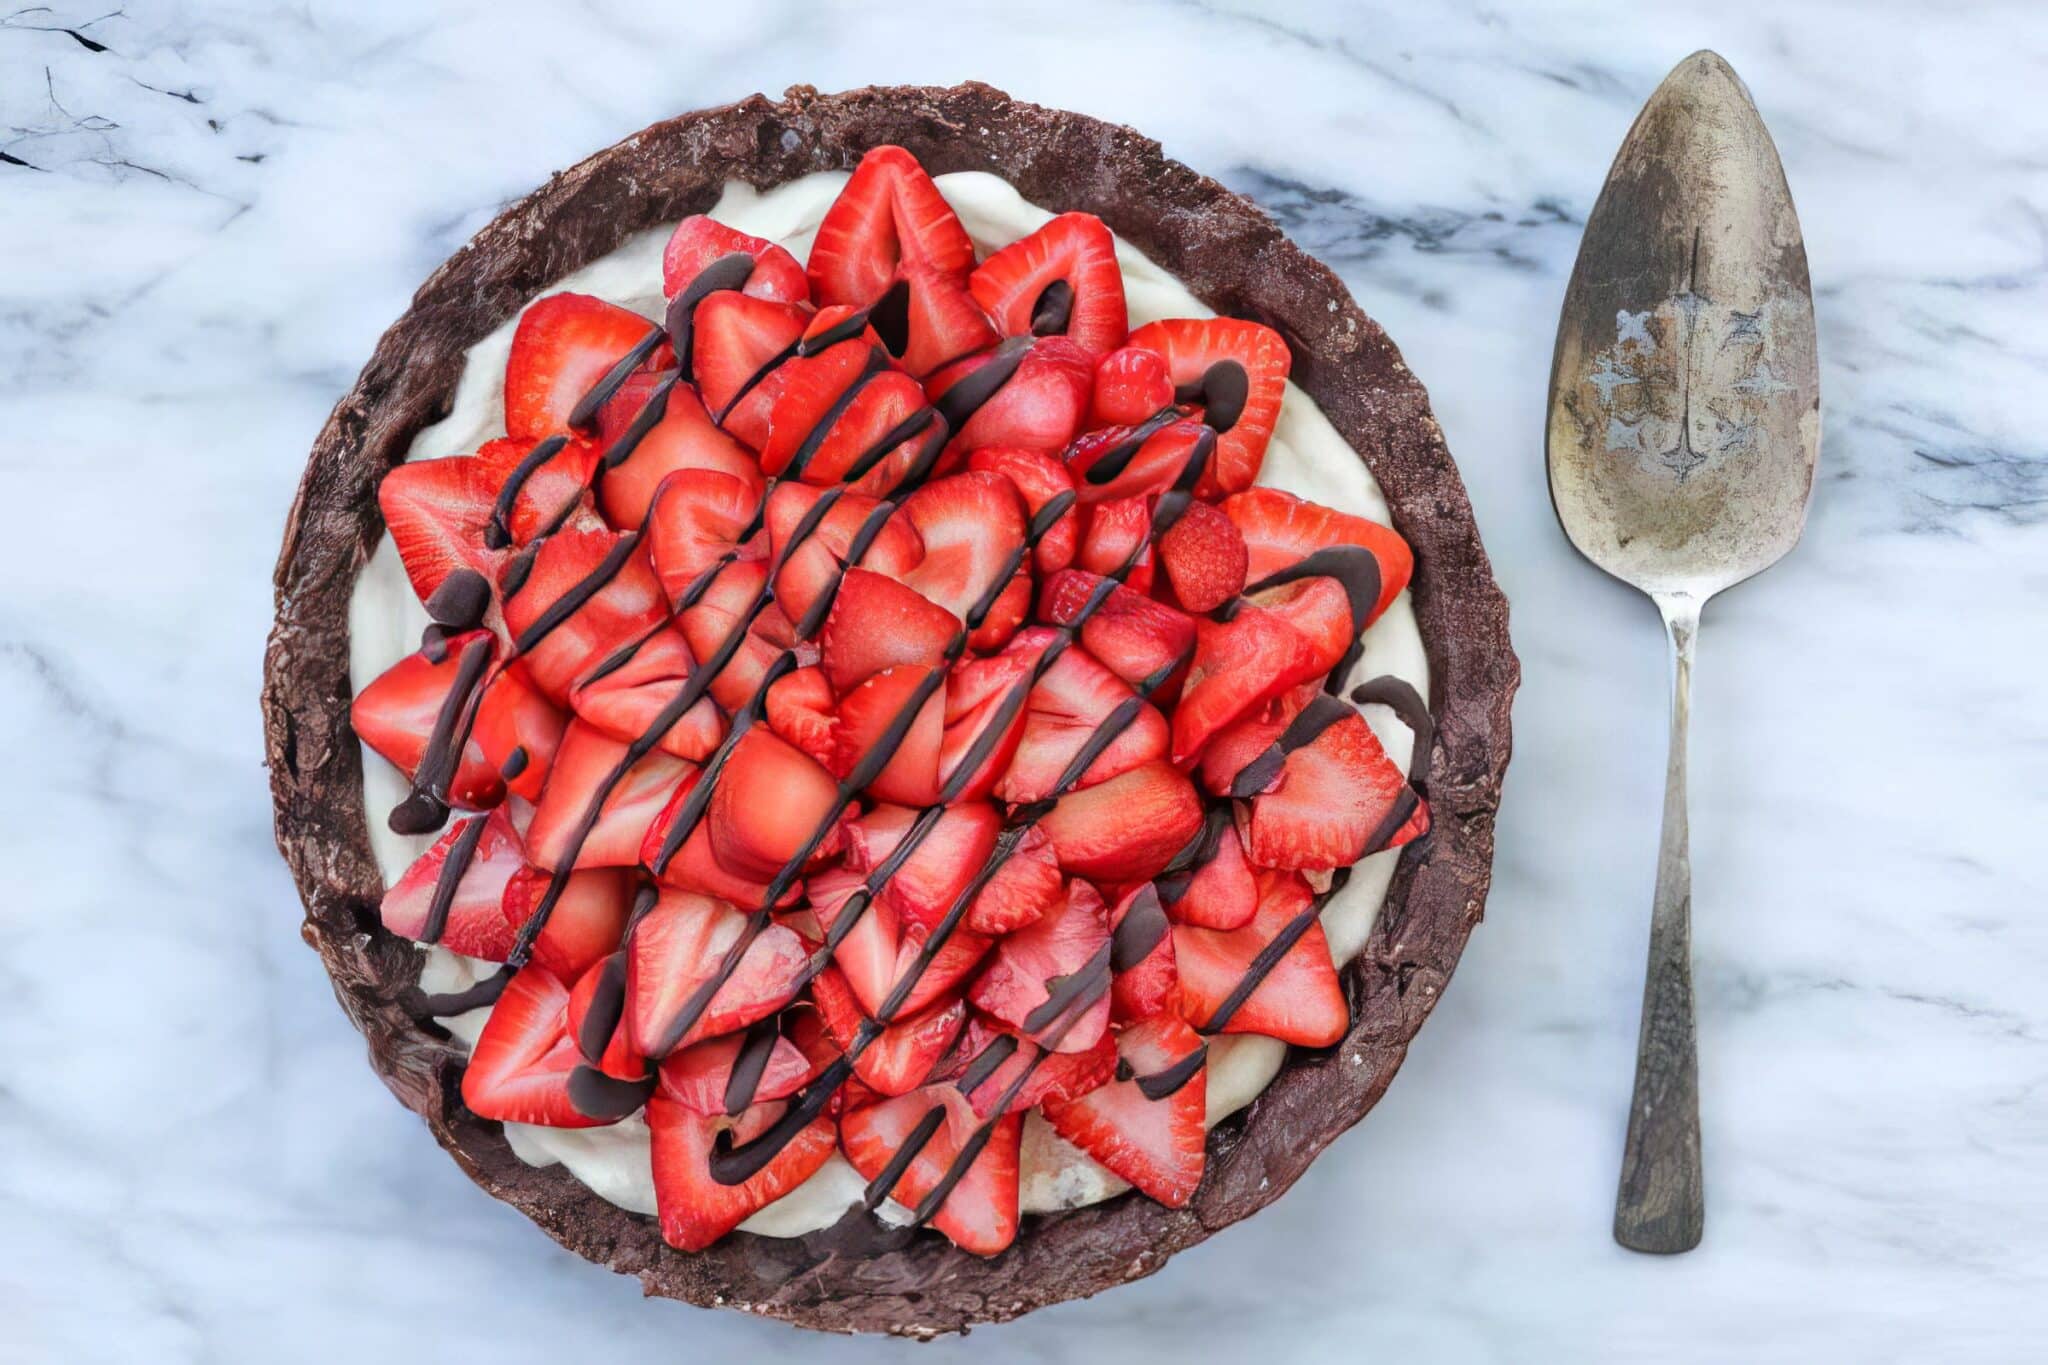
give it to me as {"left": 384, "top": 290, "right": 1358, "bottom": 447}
{"left": 1546, "top": 50, "right": 1820, "bottom": 1253}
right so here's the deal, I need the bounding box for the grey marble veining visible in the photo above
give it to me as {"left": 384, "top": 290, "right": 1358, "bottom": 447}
{"left": 4, "top": 2, "right": 2044, "bottom": 1360}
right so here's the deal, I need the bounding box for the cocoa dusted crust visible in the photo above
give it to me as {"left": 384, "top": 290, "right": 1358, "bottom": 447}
{"left": 263, "top": 82, "right": 1519, "bottom": 1337}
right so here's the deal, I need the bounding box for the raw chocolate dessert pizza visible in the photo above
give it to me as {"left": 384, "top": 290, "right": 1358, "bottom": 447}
{"left": 266, "top": 84, "right": 1516, "bottom": 1336}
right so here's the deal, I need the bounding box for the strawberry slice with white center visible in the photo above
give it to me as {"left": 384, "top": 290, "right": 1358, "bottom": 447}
{"left": 1034, "top": 568, "right": 1196, "bottom": 693}
{"left": 468, "top": 664, "right": 568, "bottom": 803}
{"left": 655, "top": 1019, "right": 821, "bottom": 1114}
{"left": 764, "top": 665, "right": 837, "bottom": 767}
{"left": 675, "top": 558, "right": 812, "bottom": 715}
{"left": 1089, "top": 344, "right": 1175, "bottom": 427}
{"left": 624, "top": 888, "right": 807, "bottom": 1058}
{"left": 567, "top": 625, "right": 726, "bottom": 762}
{"left": 1173, "top": 869, "right": 1347, "bottom": 1047}
{"left": 648, "top": 1095, "right": 837, "bottom": 1252}
{"left": 1159, "top": 817, "right": 1258, "bottom": 931}
{"left": 643, "top": 468, "right": 766, "bottom": 610}
{"left": 1157, "top": 497, "right": 1249, "bottom": 613}
{"left": 806, "top": 865, "right": 991, "bottom": 1020}
{"left": 594, "top": 375, "right": 761, "bottom": 529}
{"left": 764, "top": 482, "right": 923, "bottom": 635}
{"left": 525, "top": 720, "right": 693, "bottom": 871}
{"left": 943, "top": 1013, "right": 1116, "bottom": 1119}
{"left": 969, "top": 879, "right": 1112, "bottom": 1055}
{"left": 375, "top": 453, "right": 509, "bottom": 604}
{"left": 1194, "top": 679, "right": 1319, "bottom": 796}
{"left": 1063, "top": 416, "right": 1210, "bottom": 505}
{"left": 1221, "top": 485, "right": 1415, "bottom": 627}
{"left": 936, "top": 647, "right": 1032, "bottom": 803}
{"left": 892, "top": 471, "right": 1029, "bottom": 638}
{"left": 707, "top": 727, "right": 847, "bottom": 883}
{"left": 777, "top": 363, "right": 939, "bottom": 495}
{"left": 505, "top": 293, "right": 666, "bottom": 441}
{"left": 968, "top": 212, "right": 1128, "bottom": 358}
{"left": 967, "top": 445, "right": 1079, "bottom": 574}
{"left": 661, "top": 215, "right": 810, "bottom": 304}
{"left": 818, "top": 567, "right": 957, "bottom": 693}
{"left": 1038, "top": 760, "right": 1204, "bottom": 883}
{"left": 690, "top": 291, "right": 807, "bottom": 448}
{"left": 1107, "top": 883, "right": 1178, "bottom": 1022}
{"left": 845, "top": 802, "right": 999, "bottom": 933}
{"left": 1170, "top": 602, "right": 1325, "bottom": 765}
{"left": 351, "top": 630, "right": 505, "bottom": 809}
{"left": 460, "top": 965, "right": 612, "bottom": 1128}
{"left": 500, "top": 865, "right": 632, "bottom": 981}
{"left": 380, "top": 807, "right": 525, "bottom": 959}
{"left": 473, "top": 434, "right": 606, "bottom": 548}
{"left": 838, "top": 1086, "right": 1023, "bottom": 1257}
{"left": 992, "top": 628, "right": 1167, "bottom": 805}
{"left": 1125, "top": 317, "right": 1290, "bottom": 497}
{"left": 827, "top": 663, "right": 945, "bottom": 807}
{"left": 1241, "top": 706, "right": 1429, "bottom": 870}
{"left": 930, "top": 336, "right": 1095, "bottom": 455}
{"left": 499, "top": 526, "right": 670, "bottom": 705}
{"left": 811, "top": 964, "right": 965, "bottom": 1096}
{"left": 1074, "top": 494, "right": 1155, "bottom": 594}
{"left": 1041, "top": 1013, "right": 1208, "bottom": 1207}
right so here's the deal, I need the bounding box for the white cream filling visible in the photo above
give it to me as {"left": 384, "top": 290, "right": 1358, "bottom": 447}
{"left": 350, "top": 171, "right": 1430, "bottom": 1234}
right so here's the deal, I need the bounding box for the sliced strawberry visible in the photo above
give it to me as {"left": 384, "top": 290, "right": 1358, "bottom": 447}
{"left": 818, "top": 567, "right": 957, "bottom": 692}
{"left": 1242, "top": 706, "right": 1429, "bottom": 869}
{"left": 1157, "top": 497, "right": 1249, "bottom": 613}
{"left": 937, "top": 646, "right": 1032, "bottom": 803}
{"left": 1221, "top": 486, "right": 1414, "bottom": 627}
{"left": 350, "top": 631, "right": 504, "bottom": 809}
{"left": 642, "top": 776, "right": 804, "bottom": 911}
{"left": 1041, "top": 1013, "right": 1207, "bottom": 1206}
{"left": 969, "top": 879, "right": 1111, "bottom": 1054}
{"left": 1039, "top": 760, "right": 1204, "bottom": 883}
{"left": 943, "top": 1014, "right": 1116, "bottom": 1118}
{"left": 931, "top": 336, "right": 1093, "bottom": 455}
{"left": 707, "top": 727, "right": 845, "bottom": 883}
{"left": 525, "top": 721, "right": 692, "bottom": 871}
{"left": 1160, "top": 816, "right": 1258, "bottom": 931}
{"left": 656, "top": 1024, "right": 818, "bottom": 1114}
{"left": 676, "top": 558, "right": 809, "bottom": 714}
{"left": 624, "top": 889, "right": 807, "bottom": 1057}
{"left": 1170, "top": 604, "right": 1325, "bottom": 765}
{"left": 505, "top": 293, "right": 664, "bottom": 441}
{"left": 499, "top": 526, "right": 670, "bottom": 704}
{"left": 1195, "top": 680, "right": 1319, "bottom": 796}
{"left": 661, "top": 215, "right": 809, "bottom": 304}
{"left": 807, "top": 865, "right": 990, "bottom": 1019}
{"left": 811, "top": 964, "right": 964, "bottom": 1096}
{"left": 827, "top": 663, "right": 945, "bottom": 806}
{"left": 969, "top": 212, "right": 1127, "bottom": 358}
{"left": 776, "top": 365, "right": 938, "bottom": 494}
{"left": 1035, "top": 568, "right": 1195, "bottom": 692}
{"left": 892, "top": 471, "right": 1028, "bottom": 638}
{"left": 690, "top": 291, "right": 808, "bottom": 443}
{"left": 1089, "top": 344, "right": 1175, "bottom": 427}
{"left": 993, "top": 628, "right": 1167, "bottom": 804}
{"left": 838, "top": 1086, "right": 1022, "bottom": 1256}
{"left": 764, "top": 665, "right": 837, "bottom": 767}
{"left": 1251, "top": 575, "right": 1356, "bottom": 680}
{"left": 967, "top": 445, "right": 1078, "bottom": 574}
{"left": 380, "top": 807, "right": 524, "bottom": 959}
{"left": 845, "top": 802, "right": 997, "bottom": 932}
{"left": 567, "top": 625, "right": 726, "bottom": 762}
{"left": 643, "top": 467, "right": 766, "bottom": 610}
{"left": 1074, "top": 494, "right": 1155, "bottom": 594}
{"left": 473, "top": 434, "right": 606, "bottom": 548}
{"left": 594, "top": 375, "right": 761, "bottom": 529}
{"left": 648, "top": 1095, "right": 837, "bottom": 1251}
{"left": 460, "top": 965, "right": 610, "bottom": 1128}
{"left": 376, "top": 454, "right": 508, "bottom": 604}
{"left": 1107, "top": 884, "right": 1178, "bottom": 1022}
{"left": 501, "top": 866, "right": 632, "bottom": 981}
{"left": 966, "top": 822, "right": 1063, "bottom": 937}
{"left": 1125, "top": 317, "right": 1290, "bottom": 496}
{"left": 566, "top": 953, "right": 646, "bottom": 1081}
{"left": 468, "top": 663, "right": 568, "bottom": 802}
{"left": 1063, "top": 417, "right": 1209, "bottom": 505}
{"left": 1174, "top": 869, "right": 1346, "bottom": 1046}
{"left": 764, "top": 482, "right": 922, "bottom": 634}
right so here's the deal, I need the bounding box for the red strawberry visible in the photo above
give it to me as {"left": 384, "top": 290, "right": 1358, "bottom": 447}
{"left": 1107, "top": 884, "right": 1178, "bottom": 1022}
{"left": 380, "top": 807, "right": 525, "bottom": 959}
{"left": 839, "top": 1086, "right": 1022, "bottom": 1256}
{"left": 781, "top": 366, "right": 939, "bottom": 495}
{"left": 1160, "top": 817, "right": 1258, "bottom": 931}
{"left": 648, "top": 1095, "right": 837, "bottom": 1251}
{"left": 1251, "top": 577, "right": 1356, "bottom": 681}
{"left": 351, "top": 631, "right": 504, "bottom": 809}
{"left": 643, "top": 468, "right": 766, "bottom": 610}
{"left": 675, "top": 558, "right": 810, "bottom": 714}
{"left": 1170, "top": 604, "right": 1324, "bottom": 765}
{"left": 567, "top": 626, "right": 726, "bottom": 762}
{"left": 1241, "top": 707, "right": 1429, "bottom": 869}
{"left": 1174, "top": 870, "right": 1347, "bottom": 1046}
{"left": 1125, "top": 317, "right": 1290, "bottom": 496}
{"left": 992, "top": 628, "right": 1167, "bottom": 804}
{"left": 967, "top": 445, "right": 1078, "bottom": 574}
{"left": 566, "top": 953, "right": 646, "bottom": 1081}
{"left": 661, "top": 215, "right": 809, "bottom": 304}
{"left": 468, "top": 664, "right": 568, "bottom": 802}
{"left": 1156, "top": 498, "right": 1249, "bottom": 613}
{"left": 376, "top": 454, "right": 508, "bottom": 604}
{"left": 969, "top": 212, "right": 1127, "bottom": 358}
{"left": 1063, "top": 417, "right": 1209, "bottom": 505}
{"left": 806, "top": 865, "right": 991, "bottom": 1019}
{"left": 764, "top": 665, "right": 837, "bottom": 767}
{"left": 499, "top": 526, "right": 669, "bottom": 704}
{"left": 501, "top": 866, "right": 632, "bottom": 981}
{"left": 624, "top": 889, "right": 807, "bottom": 1057}
{"left": 1195, "top": 680, "right": 1320, "bottom": 796}
{"left": 594, "top": 375, "right": 761, "bottom": 529}
{"left": 708, "top": 727, "right": 846, "bottom": 883}
{"left": 845, "top": 802, "right": 998, "bottom": 932}
{"left": 642, "top": 776, "right": 804, "bottom": 911}
{"left": 1089, "top": 344, "right": 1174, "bottom": 427}
{"left": 893, "top": 471, "right": 1029, "bottom": 642}
{"left": 936, "top": 647, "right": 1032, "bottom": 803}
{"left": 818, "top": 567, "right": 958, "bottom": 692}
{"left": 764, "top": 483, "right": 922, "bottom": 634}
{"left": 811, "top": 964, "right": 964, "bottom": 1096}
{"left": 1039, "top": 760, "right": 1204, "bottom": 883}
{"left": 1035, "top": 569, "right": 1196, "bottom": 692}
{"left": 656, "top": 1024, "right": 819, "bottom": 1114}
{"left": 944, "top": 1014, "right": 1116, "bottom": 1118}
{"left": 690, "top": 291, "right": 807, "bottom": 443}
{"left": 525, "top": 721, "right": 692, "bottom": 871}
{"left": 970, "top": 879, "right": 1112, "bottom": 1054}
{"left": 460, "top": 965, "right": 609, "bottom": 1127}
{"left": 931, "top": 336, "right": 1094, "bottom": 455}
{"left": 1221, "top": 486, "right": 1414, "bottom": 627}
{"left": 505, "top": 293, "right": 664, "bottom": 441}
{"left": 965, "top": 822, "right": 1063, "bottom": 936}
{"left": 752, "top": 338, "right": 880, "bottom": 478}
{"left": 827, "top": 664, "right": 945, "bottom": 807}
{"left": 1040, "top": 1013, "right": 1207, "bottom": 1206}
{"left": 1074, "top": 494, "right": 1155, "bottom": 594}
{"left": 473, "top": 434, "right": 606, "bottom": 547}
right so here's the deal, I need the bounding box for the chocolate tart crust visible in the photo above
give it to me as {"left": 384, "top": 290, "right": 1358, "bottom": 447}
{"left": 263, "top": 82, "right": 1519, "bottom": 1338}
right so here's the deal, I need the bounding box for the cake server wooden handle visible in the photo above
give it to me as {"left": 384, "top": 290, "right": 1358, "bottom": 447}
{"left": 1614, "top": 593, "right": 1705, "bottom": 1254}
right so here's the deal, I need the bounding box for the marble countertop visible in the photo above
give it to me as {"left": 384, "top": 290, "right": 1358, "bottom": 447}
{"left": 5, "top": 2, "right": 2043, "bottom": 1360}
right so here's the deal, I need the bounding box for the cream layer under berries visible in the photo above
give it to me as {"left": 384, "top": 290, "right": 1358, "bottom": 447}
{"left": 349, "top": 152, "right": 1432, "bottom": 1256}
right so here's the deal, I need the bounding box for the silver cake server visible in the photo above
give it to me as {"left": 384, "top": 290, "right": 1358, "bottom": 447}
{"left": 1546, "top": 50, "right": 1820, "bottom": 1253}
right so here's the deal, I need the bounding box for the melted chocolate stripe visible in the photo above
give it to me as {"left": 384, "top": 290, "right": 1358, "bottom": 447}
{"left": 1227, "top": 693, "right": 1354, "bottom": 800}
{"left": 510, "top": 531, "right": 644, "bottom": 654}
{"left": 407, "top": 963, "right": 513, "bottom": 1017}
{"left": 420, "top": 813, "right": 489, "bottom": 944}
{"left": 1200, "top": 867, "right": 1354, "bottom": 1035}
{"left": 1135, "top": 1043, "right": 1208, "bottom": 1100}
{"left": 723, "top": 1016, "right": 783, "bottom": 1116}
{"left": 1110, "top": 884, "right": 1169, "bottom": 969}
{"left": 862, "top": 1104, "right": 947, "bottom": 1212}
{"left": 783, "top": 347, "right": 891, "bottom": 482}
{"left": 485, "top": 435, "right": 570, "bottom": 550}
{"left": 933, "top": 336, "right": 1032, "bottom": 432}
{"left": 954, "top": 1033, "right": 1018, "bottom": 1095}
{"left": 575, "top": 951, "right": 629, "bottom": 1063}
{"left": 567, "top": 329, "right": 669, "bottom": 433}
{"left": 596, "top": 369, "right": 680, "bottom": 472}
{"left": 1350, "top": 675, "right": 1435, "bottom": 785}
{"left": 567, "top": 1066, "right": 656, "bottom": 1121}
{"left": 389, "top": 634, "right": 495, "bottom": 836}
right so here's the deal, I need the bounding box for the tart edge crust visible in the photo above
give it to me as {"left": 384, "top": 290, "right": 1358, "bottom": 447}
{"left": 262, "top": 81, "right": 1519, "bottom": 1338}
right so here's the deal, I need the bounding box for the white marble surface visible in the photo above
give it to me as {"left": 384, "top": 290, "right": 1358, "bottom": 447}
{"left": 4, "top": 2, "right": 2044, "bottom": 1360}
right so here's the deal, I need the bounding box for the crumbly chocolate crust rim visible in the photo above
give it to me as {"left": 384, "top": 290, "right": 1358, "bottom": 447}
{"left": 262, "top": 82, "right": 1519, "bottom": 1338}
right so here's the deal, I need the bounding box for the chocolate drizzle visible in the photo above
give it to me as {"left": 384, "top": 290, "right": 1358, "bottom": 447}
{"left": 389, "top": 633, "right": 494, "bottom": 835}
{"left": 420, "top": 813, "right": 489, "bottom": 944}
{"left": 933, "top": 335, "right": 1032, "bottom": 432}
{"left": 723, "top": 1016, "right": 783, "bottom": 1116}
{"left": 1133, "top": 1043, "right": 1208, "bottom": 1100}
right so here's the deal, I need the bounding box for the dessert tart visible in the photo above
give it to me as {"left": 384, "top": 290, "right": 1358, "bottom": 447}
{"left": 264, "top": 83, "right": 1516, "bottom": 1336}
